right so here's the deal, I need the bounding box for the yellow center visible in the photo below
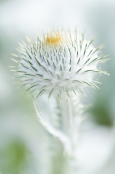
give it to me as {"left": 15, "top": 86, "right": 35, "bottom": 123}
{"left": 46, "top": 34, "right": 62, "bottom": 45}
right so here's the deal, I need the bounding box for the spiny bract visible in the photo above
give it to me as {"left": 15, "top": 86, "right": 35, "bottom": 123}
{"left": 12, "top": 30, "right": 108, "bottom": 98}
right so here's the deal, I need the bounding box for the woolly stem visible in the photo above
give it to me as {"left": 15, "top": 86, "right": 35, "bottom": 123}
{"left": 52, "top": 92, "right": 81, "bottom": 174}
{"left": 33, "top": 92, "right": 82, "bottom": 174}
{"left": 33, "top": 100, "right": 72, "bottom": 154}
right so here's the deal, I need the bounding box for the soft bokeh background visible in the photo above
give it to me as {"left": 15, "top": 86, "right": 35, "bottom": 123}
{"left": 0, "top": 0, "right": 115, "bottom": 173}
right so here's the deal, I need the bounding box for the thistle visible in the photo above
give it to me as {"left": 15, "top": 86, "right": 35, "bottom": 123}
{"left": 11, "top": 29, "right": 108, "bottom": 174}
{"left": 12, "top": 29, "right": 108, "bottom": 98}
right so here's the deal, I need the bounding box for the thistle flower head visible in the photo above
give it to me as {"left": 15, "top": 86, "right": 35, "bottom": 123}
{"left": 12, "top": 29, "right": 108, "bottom": 97}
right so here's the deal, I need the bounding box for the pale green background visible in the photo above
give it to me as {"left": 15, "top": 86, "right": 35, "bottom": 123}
{"left": 0, "top": 0, "right": 115, "bottom": 173}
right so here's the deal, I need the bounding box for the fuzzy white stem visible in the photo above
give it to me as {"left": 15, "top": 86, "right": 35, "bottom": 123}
{"left": 55, "top": 92, "right": 82, "bottom": 174}
{"left": 33, "top": 100, "right": 72, "bottom": 155}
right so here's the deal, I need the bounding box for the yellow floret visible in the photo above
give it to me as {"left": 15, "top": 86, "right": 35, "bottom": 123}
{"left": 46, "top": 33, "right": 62, "bottom": 45}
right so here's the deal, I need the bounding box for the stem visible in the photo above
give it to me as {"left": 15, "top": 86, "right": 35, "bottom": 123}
{"left": 33, "top": 92, "right": 83, "bottom": 174}
{"left": 53, "top": 92, "right": 82, "bottom": 174}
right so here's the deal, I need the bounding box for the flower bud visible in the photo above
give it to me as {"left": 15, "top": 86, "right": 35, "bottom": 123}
{"left": 12, "top": 30, "right": 108, "bottom": 97}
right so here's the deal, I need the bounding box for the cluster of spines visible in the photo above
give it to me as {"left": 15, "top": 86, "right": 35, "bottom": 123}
{"left": 11, "top": 30, "right": 109, "bottom": 98}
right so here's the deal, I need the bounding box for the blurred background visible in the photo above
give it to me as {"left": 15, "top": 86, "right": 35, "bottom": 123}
{"left": 0, "top": 0, "right": 115, "bottom": 173}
